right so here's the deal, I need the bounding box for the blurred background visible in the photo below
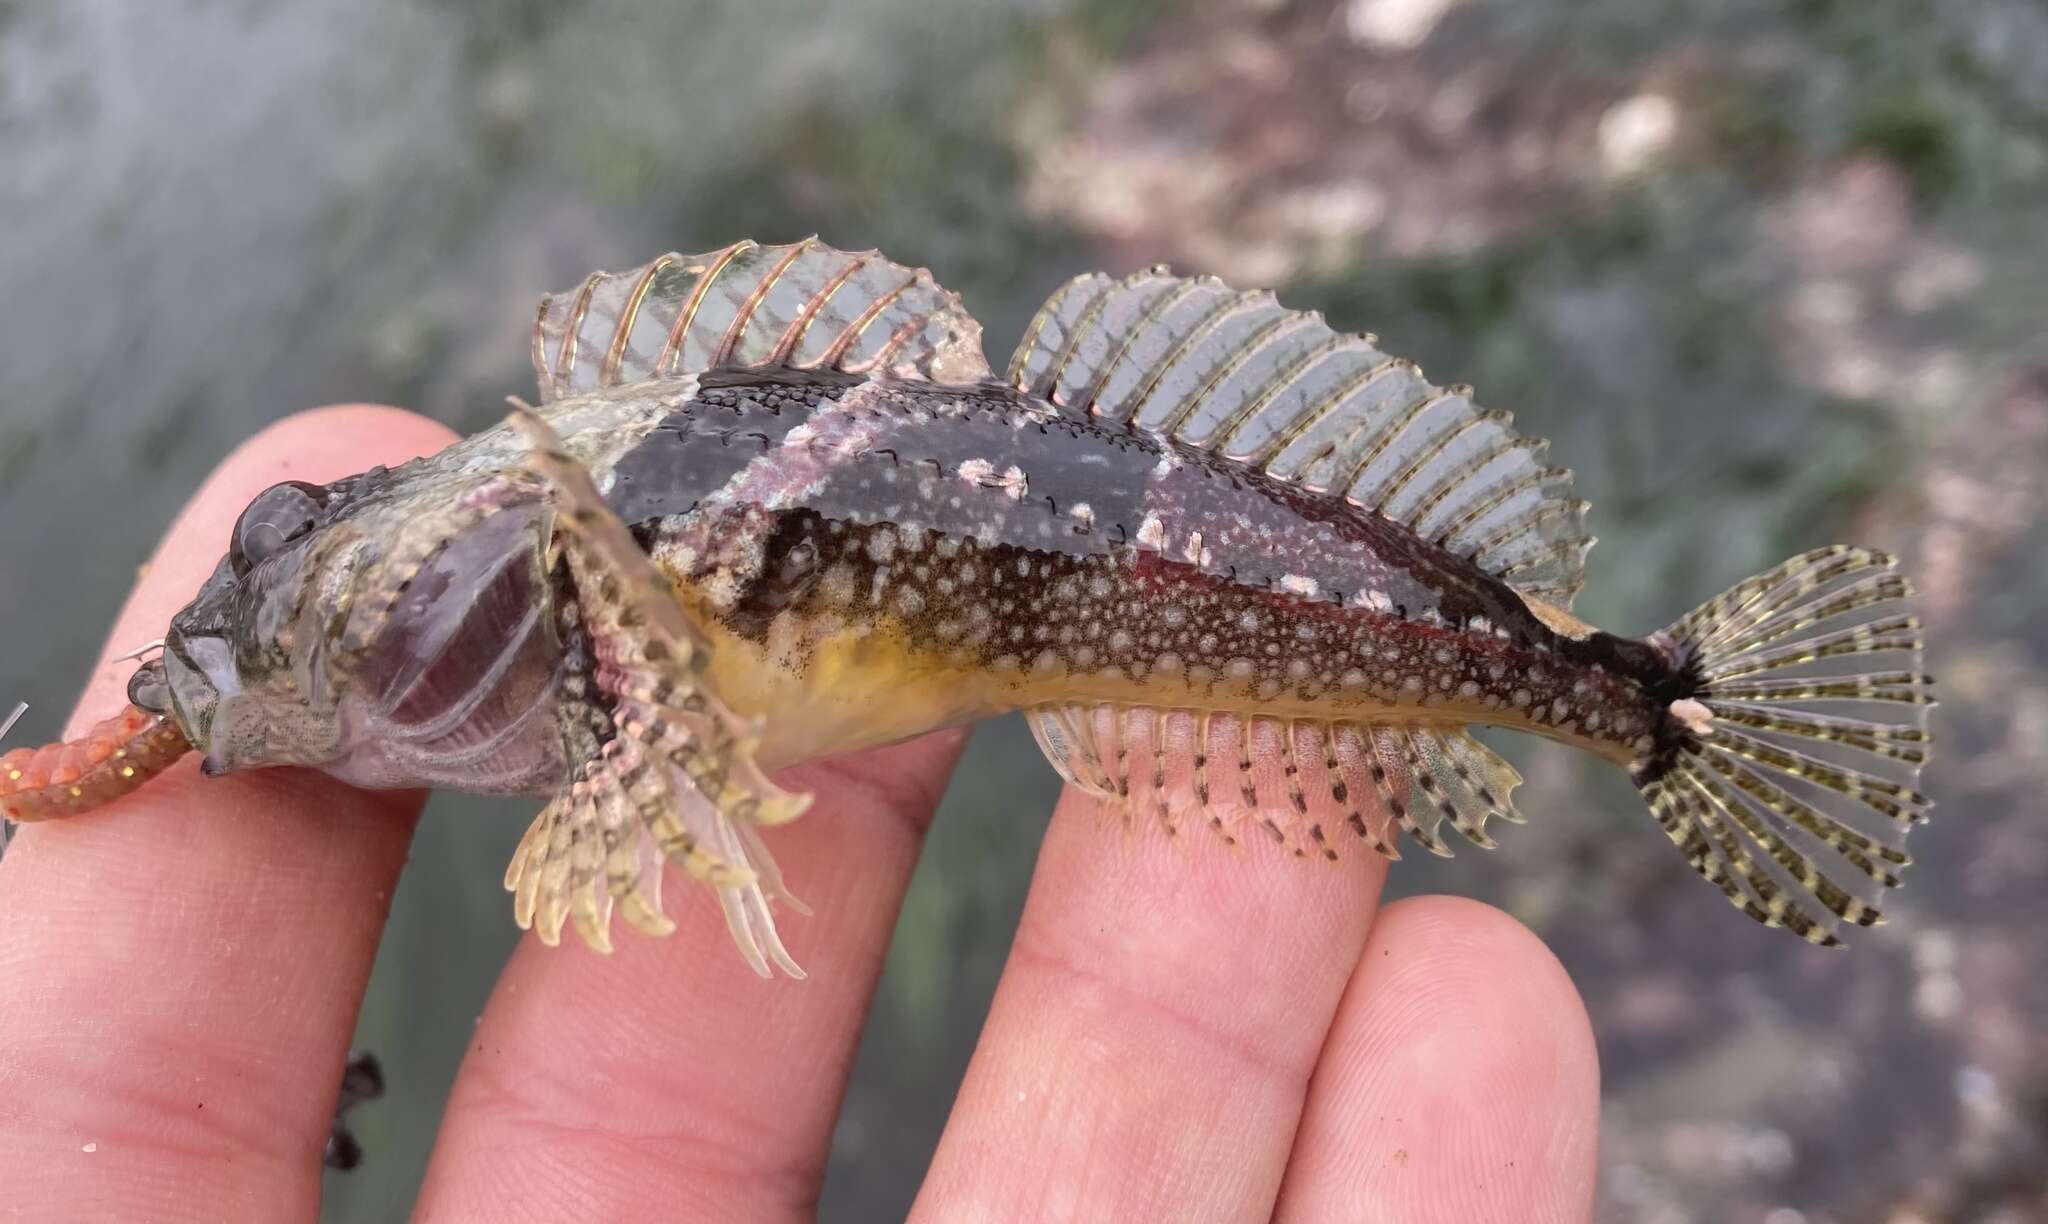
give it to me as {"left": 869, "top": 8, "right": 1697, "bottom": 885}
{"left": 1, "top": 0, "right": 2043, "bottom": 1219}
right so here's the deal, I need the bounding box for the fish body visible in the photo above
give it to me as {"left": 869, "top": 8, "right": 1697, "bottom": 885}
{"left": 600, "top": 369, "right": 1666, "bottom": 774}
{"left": 0, "top": 239, "right": 1934, "bottom": 973}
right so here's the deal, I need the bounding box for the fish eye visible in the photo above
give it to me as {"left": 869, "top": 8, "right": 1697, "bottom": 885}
{"left": 230, "top": 480, "right": 328, "bottom": 577}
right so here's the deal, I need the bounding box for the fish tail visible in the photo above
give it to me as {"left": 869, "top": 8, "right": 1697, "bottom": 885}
{"left": 1628, "top": 547, "right": 1934, "bottom": 946}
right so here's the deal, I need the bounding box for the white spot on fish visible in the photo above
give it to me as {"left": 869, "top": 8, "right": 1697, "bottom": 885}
{"left": 1669, "top": 698, "right": 1714, "bottom": 735}
{"left": 1279, "top": 574, "right": 1320, "bottom": 598}
{"left": 1136, "top": 512, "right": 1166, "bottom": 550}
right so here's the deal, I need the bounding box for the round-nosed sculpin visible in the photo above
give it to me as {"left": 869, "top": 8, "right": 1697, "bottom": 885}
{"left": 0, "top": 239, "right": 1934, "bottom": 975}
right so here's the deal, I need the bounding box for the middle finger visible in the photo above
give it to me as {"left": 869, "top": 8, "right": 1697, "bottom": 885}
{"left": 914, "top": 784, "right": 1390, "bottom": 1222}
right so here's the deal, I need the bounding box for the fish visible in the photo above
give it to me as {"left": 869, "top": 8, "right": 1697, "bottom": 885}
{"left": 0, "top": 238, "right": 1935, "bottom": 975}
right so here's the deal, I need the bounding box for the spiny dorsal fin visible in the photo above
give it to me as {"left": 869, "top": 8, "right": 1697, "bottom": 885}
{"left": 1009, "top": 268, "right": 1593, "bottom": 607}
{"left": 533, "top": 238, "right": 991, "bottom": 401}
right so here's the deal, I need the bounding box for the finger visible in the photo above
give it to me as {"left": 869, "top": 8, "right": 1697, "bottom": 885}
{"left": 912, "top": 785, "right": 1391, "bottom": 1222}
{"left": 1272, "top": 896, "right": 1600, "bottom": 1223}
{"left": 414, "top": 728, "right": 970, "bottom": 1222}
{"left": 0, "top": 407, "right": 458, "bottom": 1222}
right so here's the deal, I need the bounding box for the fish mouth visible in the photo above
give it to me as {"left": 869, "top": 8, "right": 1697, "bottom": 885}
{"left": 159, "top": 629, "right": 233, "bottom": 769}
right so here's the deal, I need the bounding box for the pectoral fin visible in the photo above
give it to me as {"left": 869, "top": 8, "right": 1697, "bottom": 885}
{"left": 502, "top": 408, "right": 812, "bottom": 977}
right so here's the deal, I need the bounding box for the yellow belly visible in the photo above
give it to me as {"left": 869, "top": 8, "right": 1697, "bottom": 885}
{"left": 686, "top": 604, "right": 1524, "bottom": 771}
{"left": 688, "top": 607, "right": 1010, "bottom": 769}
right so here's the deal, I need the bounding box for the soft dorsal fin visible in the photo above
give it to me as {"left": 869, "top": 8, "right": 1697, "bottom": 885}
{"left": 532, "top": 238, "right": 991, "bottom": 401}
{"left": 1009, "top": 268, "right": 1593, "bottom": 607}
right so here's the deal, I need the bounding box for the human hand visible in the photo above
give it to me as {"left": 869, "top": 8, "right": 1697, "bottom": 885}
{"left": 0, "top": 408, "right": 1599, "bottom": 1221}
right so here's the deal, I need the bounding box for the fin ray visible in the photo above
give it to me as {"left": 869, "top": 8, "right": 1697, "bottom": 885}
{"left": 1008, "top": 269, "right": 1592, "bottom": 606}
{"left": 535, "top": 239, "right": 990, "bottom": 400}
{"left": 1634, "top": 547, "right": 1932, "bottom": 946}
{"left": 500, "top": 409, "right": 811, "bottom": 975}
{"left": 1027, "top": 703, "right": 1522, "bottom": 861}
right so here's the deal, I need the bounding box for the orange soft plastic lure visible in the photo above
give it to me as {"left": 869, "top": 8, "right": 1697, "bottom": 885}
{"left": 0, "top": 701, "right": 192, "bottom": 823}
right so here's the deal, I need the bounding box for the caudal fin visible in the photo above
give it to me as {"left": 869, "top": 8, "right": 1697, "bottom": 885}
{"left": 1633, "top": 547, "right": 1934, "bottom": 946}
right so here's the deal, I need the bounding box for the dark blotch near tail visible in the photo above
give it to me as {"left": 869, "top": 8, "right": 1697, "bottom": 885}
{"left": 1627, "top": 635, "right": 1708, "bottom": 788}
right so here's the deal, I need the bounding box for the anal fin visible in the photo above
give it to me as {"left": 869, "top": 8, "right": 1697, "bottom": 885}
{"left": 1027, "top": 703, "right": 1523, "bottom": 862}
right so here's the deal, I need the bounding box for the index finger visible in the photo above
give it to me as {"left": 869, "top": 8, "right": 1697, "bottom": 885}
{"left": 0, "top": 407, "right": 456, "bottom": 1221}
{"left": 414, "top": 729, "right": 971, "bottom": 1221}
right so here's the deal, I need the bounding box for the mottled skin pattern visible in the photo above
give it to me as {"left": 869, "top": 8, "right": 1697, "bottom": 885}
{"left": 612, "top": 369, "right": 1682, "bottom": 771}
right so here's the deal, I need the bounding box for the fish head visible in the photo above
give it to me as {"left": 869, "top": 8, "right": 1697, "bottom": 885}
{"left": 159, "top": 463, "right": 568, "bottom": 793}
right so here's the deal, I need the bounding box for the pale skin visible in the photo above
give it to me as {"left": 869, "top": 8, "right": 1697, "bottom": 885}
{"left": 0, "top": 407, "right": 1600, "bottom": 1222}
